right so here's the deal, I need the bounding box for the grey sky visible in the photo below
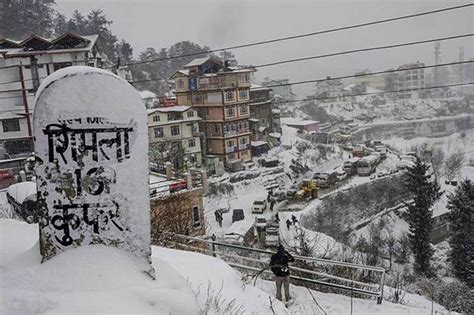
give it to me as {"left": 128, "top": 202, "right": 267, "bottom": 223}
{"left": 56, "top": 0, "right": 473, "bottom": 96}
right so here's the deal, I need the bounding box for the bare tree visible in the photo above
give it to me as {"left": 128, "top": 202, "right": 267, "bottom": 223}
{"left": 386, "top": 235, "right": 396, "bottom": 270}
{"left": 444, "top": 151, "right": 464, "bottom": 181}
{"left": 150, "top": 191, "right": 200, "bottom": 246}
{"left": 429, "top": 147, "right": 445, "bottom": 180}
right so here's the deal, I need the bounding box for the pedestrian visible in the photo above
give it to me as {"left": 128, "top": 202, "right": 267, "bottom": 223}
{"left": 270, "top": 245, "right": 295, "bottom": 302}
{"left": 286, "top": 219, "right": 291, "bottom": 230}
{"left": 270, "top": 200, "right": 275, "bottom": 211}
{"left": 275, "top": 212, "right": 280, "bottom": 223}
{"left": 214, "top": 210, "right": 220, "bottom": 223}
{"left": 291, "top": 214, "right": 298, "bottom": 225}
{"left": 267, "top": 190, "right": 272, "bottom": 202}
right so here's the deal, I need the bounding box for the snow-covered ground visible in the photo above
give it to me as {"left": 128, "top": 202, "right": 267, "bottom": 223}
{"left": 0, "top": 219, "right": 454, "bottom": 314}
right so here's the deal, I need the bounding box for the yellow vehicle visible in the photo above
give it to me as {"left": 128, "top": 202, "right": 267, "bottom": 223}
{"left": 295, "top": 179, "right": 318, "bottom": 201}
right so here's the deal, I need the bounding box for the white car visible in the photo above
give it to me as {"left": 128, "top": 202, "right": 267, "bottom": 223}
{"left": 265, "top": 225, "right": 280, "bottom": 247}
{"left": 336, "top": 170, "right": 347, "bottom": 181}
{"left": 251, "top": 199, "right": 267, "bottom": 213}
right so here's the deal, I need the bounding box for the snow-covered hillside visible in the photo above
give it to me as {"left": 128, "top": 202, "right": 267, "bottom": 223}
{"left": 0, "top": 219, "right": 455, "bottom": 314}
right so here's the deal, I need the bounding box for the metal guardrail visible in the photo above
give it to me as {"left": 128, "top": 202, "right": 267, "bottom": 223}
{"left": 167, "top": 233, "right": 385, "bottom": 304}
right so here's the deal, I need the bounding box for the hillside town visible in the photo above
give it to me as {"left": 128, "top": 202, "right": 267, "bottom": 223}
{"left": 0, "top": 1, "right": 473, "bottom": 314}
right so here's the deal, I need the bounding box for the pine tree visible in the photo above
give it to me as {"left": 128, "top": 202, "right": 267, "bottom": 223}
{"left": 447, "top": 179, "right": 473, "bottom": 286}
{"left": 404, "top": 156, "right": 442, "bottom": 276}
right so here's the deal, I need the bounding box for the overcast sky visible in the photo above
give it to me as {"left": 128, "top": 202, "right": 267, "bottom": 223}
{"left": 56, "top": 0, "right": 473, "bottom": 96}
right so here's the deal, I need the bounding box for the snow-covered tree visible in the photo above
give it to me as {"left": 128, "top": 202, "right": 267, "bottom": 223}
{"left": 404, "top": 156, "right": 442, "bottom": 276}
{"left": 444, "top": 151, "right": 464, "bottom": 181}
{"left": 447, "top": 179, "right": 473, "bottom": 286}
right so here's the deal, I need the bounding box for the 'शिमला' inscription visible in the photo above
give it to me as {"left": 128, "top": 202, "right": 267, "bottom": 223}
{"left": 41, "top": 117, "right": 135, "bottom": 247}
{"left": 34, "top": 67, "right": 154, "bottom": 276}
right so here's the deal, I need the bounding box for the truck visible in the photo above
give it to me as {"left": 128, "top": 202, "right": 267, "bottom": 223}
{"left": 316, "top": 172, "right": 337, "bottom": 188}
{"left": 295, "top": 179, "right": 318, "bottom": 200}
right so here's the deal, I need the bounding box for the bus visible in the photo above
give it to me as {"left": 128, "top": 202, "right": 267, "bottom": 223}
{"left": 343, "top": 157, "right": 360, "bottom": 176}
{"left": 357, "top": 155, "right": 379, "bottom": 176}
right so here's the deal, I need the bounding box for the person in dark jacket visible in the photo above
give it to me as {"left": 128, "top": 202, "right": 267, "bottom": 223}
{"left": 270, "top": 245, "right": 295, "bottom": 302}
{"left": 286, "top": 219, "right": 291, "bottom": 230}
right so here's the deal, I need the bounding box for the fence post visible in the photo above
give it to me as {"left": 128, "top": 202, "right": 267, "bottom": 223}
{"left": 377, "top": 270, "right": 385, "bottom": 304}
{"left": 211, "top": 234, "right": 216, "bottom": 257}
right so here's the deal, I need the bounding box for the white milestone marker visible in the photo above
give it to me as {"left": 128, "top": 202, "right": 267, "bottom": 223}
{"left": 34, "top": 66, "right": 155, "bottom": 278}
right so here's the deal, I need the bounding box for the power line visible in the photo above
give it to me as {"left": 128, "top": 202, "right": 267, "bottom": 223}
{"left": 254, "top": 33, "right": 473, "bottom": 68}
{"left": 280, "top": 82, "right": 474, "bottom": 104}
{"left": 138, "top": 82, "right": 474, "bottom": 103}
{"left": 265, "top": 60, "right": 474, "bottom": 88}
{"left": 3, "top": 35, "right": 471, "bottom": 89}
{"left": 108, "top": 3, "right": 474, "bottom": 68}
{"left": 1, "top": 61, "right": 472, "bottom": 101}
{"left": 130, "top": 60, "right": 472, "bottom": 86}
{"left": 128, "top": 33, "right": 473, "bottom": 85}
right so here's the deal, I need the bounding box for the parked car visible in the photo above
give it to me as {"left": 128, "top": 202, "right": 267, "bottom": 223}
{"left": 251, "top": 199, "right": 267, "bottom": 213}
{"left": 232, "top": 209, "right": 245, "bottom": 223}
{"left": 335, "top": 170, "right": 347, "bottom": 181}
{"left": 265, "top": 223, "right": 280, "bottom": 247}
{"left": 316, "top": 172, "right": 337, "bottom": 188}
{"left": 255, "top": 215, "right": 267, "bottom": 229}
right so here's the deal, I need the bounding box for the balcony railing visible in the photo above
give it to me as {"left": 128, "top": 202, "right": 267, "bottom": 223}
{"left": 225, "top": 146, "right": 236, "bottom": 153}
{"left": 239, "top": 143, "right": 250, "bottom": 150}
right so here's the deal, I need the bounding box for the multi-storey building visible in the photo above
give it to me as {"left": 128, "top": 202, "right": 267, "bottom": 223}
{"left": 171, "top": 57, "right": 255, "bottom": 171}
{"left": 0, "top": 32, "right": 107, "bottom": 155}
{"left": 147, "top": 106, "right": 202, "bottom": 171}
{"left": 353, "top": 69, "right": 385, "bottom": 90}
{"left": 314, "top": 77, "right": 345, "bottom": 102}
{"left": 396, "top": 62, "right": 425, "bottom": 99}
{"left": 249, "top": 85, "right": 273, "bottom": 142}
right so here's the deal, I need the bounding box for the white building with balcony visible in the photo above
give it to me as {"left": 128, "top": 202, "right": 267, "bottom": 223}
{"left": 0, "top": 32, "right": 108, "bottom": 155}
{"left": 147, "top": 106, "right": 202, "bottom": 171}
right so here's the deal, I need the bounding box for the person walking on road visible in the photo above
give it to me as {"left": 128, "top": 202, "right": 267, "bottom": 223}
{"left": 270, "top": 245, "right": 295, "bottom": 302}
{"left": 275, "top": 212, "right": 280, "bottom": 223}
{"left": 270, "top": 200, "right": 275, "bottom": 211}
{"left": 291, "top": 214, "right": 298, "bottom": 225}
{"left": 286, "top": 219, "right": 291, "bottom": 230}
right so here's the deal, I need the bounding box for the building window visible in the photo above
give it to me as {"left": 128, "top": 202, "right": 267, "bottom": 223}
{"left": 171, "top": 125, "right": 180, "bottom": 136}
{"left": 239, "top": 90, "right": 248, "bottom": 100}
{"left": 168, "top": 113, "right": 182, "bottom": 121}
{"left": 226, "top": 107, "right": 235, "bottom": 117}
{"left": 227, "top": 140, "right": 234, "bottom": 147}
{"left": 152, "top": 115, "right": 160, "bottom": 122}
{"left": 188, "top": 138, "right": 196, "bottom": 148}
{"left": 225, "top": 90, "right": 235, "bottom": 102}
{"left": 239, "top": 73, "right": 250, "bottom": 84}
{"left": 2, "top": 119, "right": 20, "bottom": 132}
{"left": 228, "top": 153, "right": 236, "bottom": 160}
{"left": 187, "top": 111, "right": 195, "bottom": 118}
{"left": 240, "top": 137, "right": 247, "bottom": 145}
{"left": 177, "top": 79, "right": 184, "bottom": 89}
{"left": 154, "top": 127, "right": 163, "bottom": 138}
{"left": 192, "top": 206, "right": 200, "bottom": 227}
{"left": 241, "top": 150, "right": 249, "bottom": 157}
{"left": 240, "top": 104, "right": 248, "bottom": 115}
{"left": 53, "top": 62, "right": 72, "bottom": 71}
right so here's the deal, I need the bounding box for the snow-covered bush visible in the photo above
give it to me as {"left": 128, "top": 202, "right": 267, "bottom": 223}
{"left": 207, "top": 182, "right": 234, "bottom": 197}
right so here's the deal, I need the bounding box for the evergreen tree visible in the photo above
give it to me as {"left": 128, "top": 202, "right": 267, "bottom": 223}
{"left": 404, "top": 156, "right": 442, "bottom": 276}
{"left": 0, "top": 0, "right": 56, "bottom": 39}
{"left": 447, "top": 179, "right": 473, "bottom": 286}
